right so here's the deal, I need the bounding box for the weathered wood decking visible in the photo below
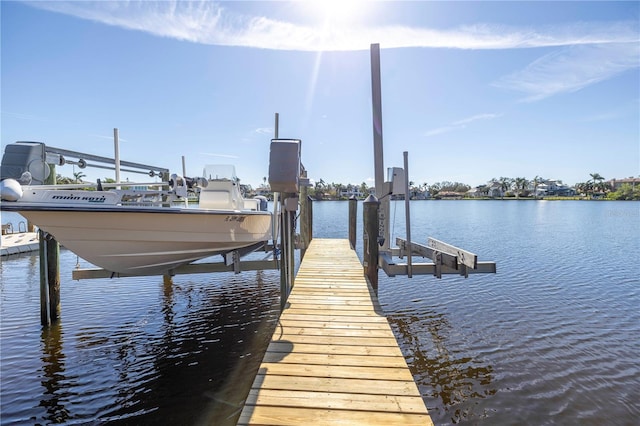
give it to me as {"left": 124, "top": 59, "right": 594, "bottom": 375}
{"left": 238, "top": 238, "right": 433, "bottom": 425}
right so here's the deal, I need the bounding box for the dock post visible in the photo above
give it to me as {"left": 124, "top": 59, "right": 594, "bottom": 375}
{"left": 279, "top": 198, "right": 287, "bottom": 311}
{"left": 38, "top": 166, "right": 61, "bottom": 326}
{"left": 279, "top": 195, "right": 296, "bottom": 311}
{"left": 300, "top": 178, "right": 312, "bottom": 260}
{"left": 363, "top": 195, "right": 380, "bottom": 291}
{"left": 39, "top": 231, "right": 50, "bottom": 326}
{"left": 286, "top": 206, "right": 295, "bottom": 291}
{"left": 39, "top": 232, "right": 61, "bottom": 326}
{"left": 348, "top": 196, "right": 357, "bottom": 249}
{"left": 47, "top": 236, "right": 61, "bottom": 322}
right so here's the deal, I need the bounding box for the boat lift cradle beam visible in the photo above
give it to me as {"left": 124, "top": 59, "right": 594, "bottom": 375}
{"left": 71, "top": 259, "right": 278, "bottom": 280}
{"left": 382, "top": 238, "right": 496, "bottom": 278}
{"left": 71, "top": 244, "right": 278, "bottom": 280}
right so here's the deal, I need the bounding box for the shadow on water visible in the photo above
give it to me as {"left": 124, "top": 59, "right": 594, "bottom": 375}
{"left": 388, "top": 311, "right": 496, "bottom": 424}
{"left": 33, "top": 269, "right": 280, "bottom": 425}
{"left": 114, "top": 271, "right": 279, "bottom": 425}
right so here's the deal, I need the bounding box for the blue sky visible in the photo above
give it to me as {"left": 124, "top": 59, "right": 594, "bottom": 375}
{"left": 2, "top": 1, "right": 638, "bottom": 188}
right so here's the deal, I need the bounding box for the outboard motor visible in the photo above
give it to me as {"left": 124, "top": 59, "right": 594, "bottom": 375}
{"left": 255, "top": 195, "right": 268, "bottom": 212}
{"left": 1, "top": 141, "right": 50, "bottom": 185}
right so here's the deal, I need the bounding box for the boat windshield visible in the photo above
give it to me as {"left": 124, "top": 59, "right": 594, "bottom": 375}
{"left": 202, "top": 165, "right": 237, "bottom": 181}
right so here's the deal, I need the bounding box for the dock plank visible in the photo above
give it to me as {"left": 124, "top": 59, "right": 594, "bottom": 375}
{"left": 238, "top": 238, "right": 432, "bottom": 425}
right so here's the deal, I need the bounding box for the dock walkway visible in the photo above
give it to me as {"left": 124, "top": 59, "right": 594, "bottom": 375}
{"left": 238, "top": 238, "right": 432, "bottom": 425}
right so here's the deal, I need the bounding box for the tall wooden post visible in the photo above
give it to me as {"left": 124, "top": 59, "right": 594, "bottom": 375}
{"left": 363, "top": 195, "right": 380, "bottom": 291}
{"left": 279, "top": 200, "right": 296, "bottom": 311}
{"left": 39, "top": 230, "right": 50, "bottom": 326}
{"left": 38, "top": 165, "right": 61, "bottom": 326}
{"left": 348, "top": 196, "right": 357, "bottom": 250}
{"left": 370, "top": 43, "right": 390, "bottom": 253}
{"left": 307, "top": 195, "right": 313, "bottom": 244}
{"left": 47, "top": 236, "right": 61, "bottom": 322}
{"left": 300, "top": 173, "right": 312, "bottom": 260}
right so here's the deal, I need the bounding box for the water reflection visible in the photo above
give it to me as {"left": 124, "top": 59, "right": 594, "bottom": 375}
{"left": 40, "top": 321, "right": 70, "bottom": 423}
{"left": 388, "top": 312, "right": 496, "bottom": 424}
{"left": 27, "top": 268, "right": 279, "bottom": 425}
{"left": 99, "top": 271, "right": 281, "bottom": 424}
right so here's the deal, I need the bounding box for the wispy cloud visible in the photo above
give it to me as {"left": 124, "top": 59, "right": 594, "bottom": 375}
{"left": 89, "top": 133, "right": 128, "bottom": 142}
{"left": 25, "top": 1, "right": 639, "bottom": 51}
{"left": 200, "top": 152, "right": 239, "bottom": 159}
{"left": 24, "top": 1, "right": 640, "bottom": 102}
{"left": 425, "top": 113, "right": 502, "bottom": 137}
{"left": 1, "top": 110, "right": 56, "bottom": 122}
{"left": 254, "top": 127, "right": 273, "bottom": 135}
{"left": 493, "top": 43, "right": 640, "bottom": 102}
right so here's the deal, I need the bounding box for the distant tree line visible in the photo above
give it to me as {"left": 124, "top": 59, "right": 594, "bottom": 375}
{"left": 53, "top": 170, "right": 639, "bottom": 201}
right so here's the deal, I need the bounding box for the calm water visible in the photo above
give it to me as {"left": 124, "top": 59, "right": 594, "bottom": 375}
{"left": 1, "top": 200, "right": 639, "bottom": 425}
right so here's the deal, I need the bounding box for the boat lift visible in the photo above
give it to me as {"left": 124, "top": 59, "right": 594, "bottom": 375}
{"left": 362, "top": 44, "right": 496, "bottom": 287}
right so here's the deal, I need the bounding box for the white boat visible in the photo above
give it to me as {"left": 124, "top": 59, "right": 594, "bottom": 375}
{"left": 0, "top": 165, "right": 272, "bottom": 275}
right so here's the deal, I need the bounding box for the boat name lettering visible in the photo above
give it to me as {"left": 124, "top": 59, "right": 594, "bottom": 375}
{"left": 51, "top": 195, "right": 107, "bottom": 203}
{"left": 225, "top": 215, "right": 246, "bottom": 223}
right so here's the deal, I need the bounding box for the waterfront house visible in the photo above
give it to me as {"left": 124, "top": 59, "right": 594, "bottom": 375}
{"left": 488, "top": 182, "right": 503, "bottom": 198}
{"left": 339, "top": 184, "right": 365, "bottom": 199}
{"left": 467, "top": 185, "right": 489, "bottom": 198}
{"left": 534, "top": 179, "right": 575, "bottom": 197}
{"left": 606, "top": 177, "right": 640, "bottom": 191}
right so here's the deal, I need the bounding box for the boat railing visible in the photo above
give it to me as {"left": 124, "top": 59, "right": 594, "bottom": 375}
{"left": 1, "top": 221, "right": 28, "bottom": 235}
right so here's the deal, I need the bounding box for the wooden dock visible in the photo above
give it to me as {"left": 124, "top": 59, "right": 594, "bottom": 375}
{"left": 238, "top": 238, "right": 433, "bottom": 425}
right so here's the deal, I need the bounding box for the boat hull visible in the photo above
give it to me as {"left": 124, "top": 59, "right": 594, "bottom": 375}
{"left": 4, "top": 205, "right": 272, "bottom": 275}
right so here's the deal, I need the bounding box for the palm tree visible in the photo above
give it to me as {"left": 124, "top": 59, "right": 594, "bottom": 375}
{"left": 359, "top": 181, "right": 368, "bottom": 197}
{"left": 588, "top": 173, "right": 605, "bottom": 197}
{"left": 73, "top": 171, "right": 86, "bottom": 183}
{"left": 532, "top": 175, "right": 540, "bottom": 199}
{"left": 575, "top": 181, "right": 591, "bottom": 197}
{"left": 498, "top": 177, "right": 512, "bottom": 199}
{"left": 591, "top": 173, "right": 605, "bottom": 192}
{"left": 513, "top": 177, "right": 528, "bottom": 198}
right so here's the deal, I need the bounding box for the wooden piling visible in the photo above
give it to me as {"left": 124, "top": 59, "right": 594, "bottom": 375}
{"left": 363, "top": 195, "right": 380, "bottom": 291}
{"left": 37, "top": 165, "right": 62, "bottom": 326}
{"left": 46, "top": 236, "right": 61, "bottom": 322}
{"left": 39, "top": 230, "right": 50, "bottom": 326}
{"left": 38, "top": 231, "right": 60, "bottom": 326}
{"left": 300, "top": 191, "right": 313, "bottom": 260}
{"left": 279, "top": 195, "right": 297, "bottom": 311}
{"left": 348, "top": 196, "right": 357, "bottom": 249}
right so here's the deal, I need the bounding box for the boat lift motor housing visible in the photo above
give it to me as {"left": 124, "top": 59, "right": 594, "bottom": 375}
{"left": 388, "top": 167, "right": 405, "bottom": 195}
{"left": 268, "top": 139, "right": 301, "bottom": 193}
{"left": 1, "top": 141, "right": 51, "bottom": 185}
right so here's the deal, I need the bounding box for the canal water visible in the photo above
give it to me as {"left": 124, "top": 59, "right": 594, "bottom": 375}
{"left": 1, "top": 200, "right": 639, "bottom": 425}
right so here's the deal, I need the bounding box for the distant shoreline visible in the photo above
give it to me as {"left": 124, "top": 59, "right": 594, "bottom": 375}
{"left": 309, "top": 196, "right": 634, "bottom": 202}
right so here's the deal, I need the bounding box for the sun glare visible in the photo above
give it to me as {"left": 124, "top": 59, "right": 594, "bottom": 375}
{"left": 305, "top": 0, "right": 365, "bottom": 26}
